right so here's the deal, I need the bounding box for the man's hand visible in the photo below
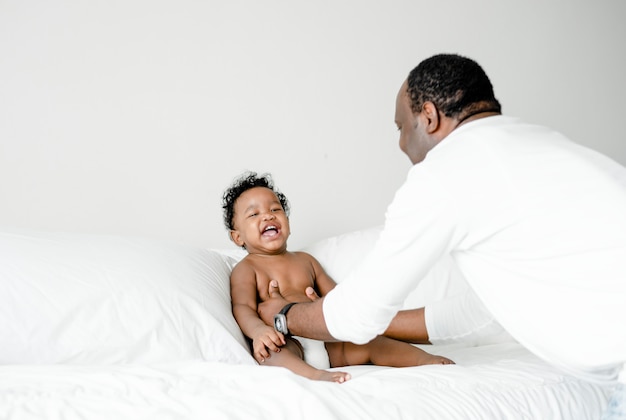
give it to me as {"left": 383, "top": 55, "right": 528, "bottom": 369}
{"left": 257, "top": 280, "right": 290, "bottom": 325}
{"left": 305, "top": 286, "right": 321, "bottom": 301}
{"left": 258, "top": 280, "right": 335, "bottom": 342}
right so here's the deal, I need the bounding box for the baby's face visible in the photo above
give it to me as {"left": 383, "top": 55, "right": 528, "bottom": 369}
{"left": 230, "top": 187, "right": 290, "bottom": 254}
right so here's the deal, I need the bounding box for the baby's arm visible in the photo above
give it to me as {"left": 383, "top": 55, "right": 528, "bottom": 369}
{"left": 230, "top": 262, "right": 287, "bottom": 363}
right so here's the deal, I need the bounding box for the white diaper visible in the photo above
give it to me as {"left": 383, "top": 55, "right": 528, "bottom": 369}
{"left": 293, "top": 336, "right": 330, "bottom": 369}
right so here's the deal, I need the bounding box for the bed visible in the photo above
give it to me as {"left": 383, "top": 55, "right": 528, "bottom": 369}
{"left": 0, "top": 227, "right": 612, "bottom": 419}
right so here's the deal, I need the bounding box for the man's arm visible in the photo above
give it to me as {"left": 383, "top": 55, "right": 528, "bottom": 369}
{"left": 302, "top": 285, "right": 430, "bottom": 344}
{"left": 384, "top": 308, "right": 430, "bottom": 344}
{"left": 258, "top": 280, "right": 431, "bottom": 344}
{"left": 257, "top": 280, "right": 337, "bottom": 342}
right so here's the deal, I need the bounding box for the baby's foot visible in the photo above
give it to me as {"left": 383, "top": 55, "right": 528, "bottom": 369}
{"left": 312, "top": 369, "right": 351, "bottom": 383}
{"left": 412, "top": 345, "right": 455, "bottom": 365}
{"left": 422, "top": 354, "right": 455, "bottom": 365}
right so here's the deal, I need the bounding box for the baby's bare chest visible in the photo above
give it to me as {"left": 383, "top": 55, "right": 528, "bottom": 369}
{"left": 252, "top": 257, "right": 316, "bottom": 302}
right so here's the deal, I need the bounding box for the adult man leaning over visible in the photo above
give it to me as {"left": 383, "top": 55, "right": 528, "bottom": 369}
{"left": 259, "top": 54, "right": 626, "bottom": 418}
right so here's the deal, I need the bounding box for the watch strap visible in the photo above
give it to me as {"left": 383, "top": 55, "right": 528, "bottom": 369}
{"left": 279, "top": 302, "right": 297, "bottom": 316}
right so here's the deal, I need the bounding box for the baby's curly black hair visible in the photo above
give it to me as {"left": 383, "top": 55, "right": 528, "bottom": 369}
{"left": 222, "top": 171, "right": 290, "bottom": 231}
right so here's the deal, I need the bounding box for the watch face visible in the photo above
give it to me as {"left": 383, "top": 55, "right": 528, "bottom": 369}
{"left": 274, "top": 314, "right": 287, "bottom": 335}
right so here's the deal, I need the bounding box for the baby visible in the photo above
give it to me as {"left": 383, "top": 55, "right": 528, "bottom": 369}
{"left": 222, "top": 171, "right": 453, "bottom": 383}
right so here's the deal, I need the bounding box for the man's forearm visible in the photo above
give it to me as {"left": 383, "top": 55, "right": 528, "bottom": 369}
{"left": 287, "top": 298, "right": 337, "bottom": 342}
{"left": 384, "top": 308, "right": 431, "bottom": 344}
{"left": 289, "top": 302, "right": 431, "bottom": 344}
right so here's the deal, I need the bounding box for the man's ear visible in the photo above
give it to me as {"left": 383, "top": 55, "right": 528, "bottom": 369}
{"left": 229, "top": 230, "right": 245, "bottom": 248}
{"left": 421, "top": 101, "right": 440, "bottom": 134}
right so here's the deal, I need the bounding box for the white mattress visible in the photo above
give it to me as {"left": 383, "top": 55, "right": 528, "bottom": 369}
{"left": 0, "top": 342, "right": 611, "bottom": 420}
{"left": 0, "top": 229, "right": 614, "bottom": 419}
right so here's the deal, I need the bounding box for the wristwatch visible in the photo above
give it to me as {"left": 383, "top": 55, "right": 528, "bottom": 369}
{"left": 274, "top": 302, "right": 297, "bottom": 336}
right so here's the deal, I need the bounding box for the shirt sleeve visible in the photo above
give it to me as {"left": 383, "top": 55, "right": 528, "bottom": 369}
{"left": 323, "top": 167, "right": 465, "bottom": 344}
{"left": 426, "top": 289, "right": 514, "bottom": 346}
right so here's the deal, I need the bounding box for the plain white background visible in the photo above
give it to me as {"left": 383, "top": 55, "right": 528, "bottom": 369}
{"left": 1, "top": 0, "right": 625, "bottom": 250}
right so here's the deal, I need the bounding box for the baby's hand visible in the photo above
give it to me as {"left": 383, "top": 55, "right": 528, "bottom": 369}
{"left": 251, "top": 325, "right": 285, "bottom": 364}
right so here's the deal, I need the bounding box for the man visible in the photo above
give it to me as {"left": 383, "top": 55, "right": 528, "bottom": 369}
{"left": 259, "top": 54, "right": 626, "bottom": 415}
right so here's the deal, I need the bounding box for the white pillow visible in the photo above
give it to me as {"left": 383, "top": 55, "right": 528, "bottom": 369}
{"left": 212, "top": 247, "right": 247, "bottom": 271}
{"left": 301, "top": 226, "right": 384, "bottom": 281}
{"left": 0, "top": 229, "right": 253, "bottom": 365}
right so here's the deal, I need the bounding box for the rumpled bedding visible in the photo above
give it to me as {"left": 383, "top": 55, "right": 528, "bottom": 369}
{"left": 0, "top": 343, "right": 611, "bottom": 420}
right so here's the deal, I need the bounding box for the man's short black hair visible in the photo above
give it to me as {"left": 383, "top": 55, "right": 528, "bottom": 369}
{"left": 407, "top": 54, "right": 501, "bottom": 119}
{"left": 222, "top": 171, "right": 290, "bottom": 230}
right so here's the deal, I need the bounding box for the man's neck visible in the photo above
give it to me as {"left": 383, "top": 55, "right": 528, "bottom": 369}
{"left": 456, "top": 110, "right": 500, "bottom": 129}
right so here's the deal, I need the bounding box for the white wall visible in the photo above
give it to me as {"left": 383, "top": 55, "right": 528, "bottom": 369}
{"left": 1, "top": 0, "right": 625, "bottom": 250}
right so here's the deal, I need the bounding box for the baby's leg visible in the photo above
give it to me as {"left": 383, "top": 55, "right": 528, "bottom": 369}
{"left": 327, "top": 336, "right": 454, "bottom": 368}
{"left": 367, "top": 336, "right": 454, "bottom": 366}
{"left": 262, "top": 338, "right": 351, "bottom": 383}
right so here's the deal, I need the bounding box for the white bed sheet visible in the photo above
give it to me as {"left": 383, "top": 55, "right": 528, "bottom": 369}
{"left": 1, "top": 342, "right": 611, "bottom": 420}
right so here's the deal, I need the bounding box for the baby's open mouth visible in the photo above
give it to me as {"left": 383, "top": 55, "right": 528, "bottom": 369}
{"left": 262, "top": 225, "right": 279, "bottom": 237}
